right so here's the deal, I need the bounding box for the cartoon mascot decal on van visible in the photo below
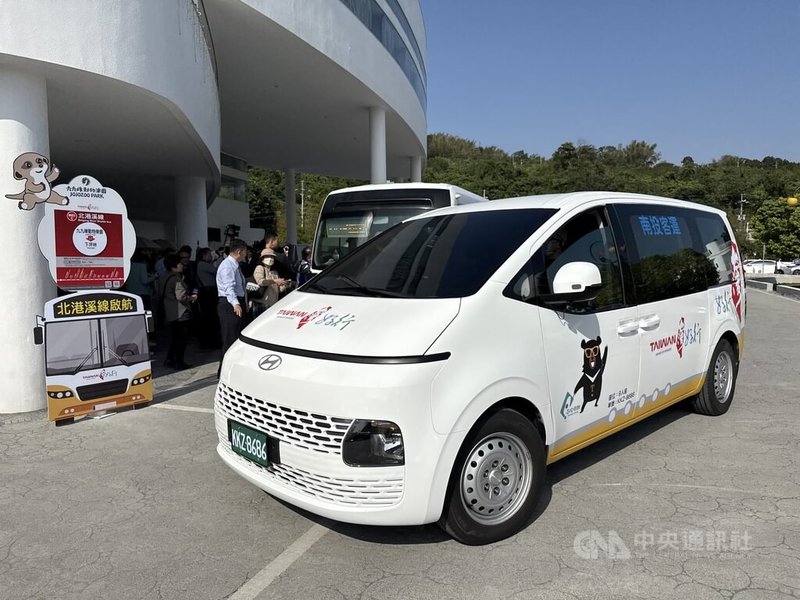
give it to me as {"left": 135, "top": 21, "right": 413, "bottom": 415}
{"left": 729, "top": 241, "right": 744, "bottom": 323}
{"left": 5, "top": 152, "right": 69, "bottom": 211}
{"left": 575, "top": 336, "right": 608, "bottom": 413}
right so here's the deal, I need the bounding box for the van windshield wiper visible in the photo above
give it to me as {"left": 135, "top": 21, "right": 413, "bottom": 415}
{"left": 310, "top": 274, "right": 409, "bottom": 298}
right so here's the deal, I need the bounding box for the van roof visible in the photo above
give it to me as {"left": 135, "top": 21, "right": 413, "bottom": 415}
{"left": 327, "top": 182, "right": 486, "bottom": 200}
{"left": 407, "top": 191, "right": 728, "bottom": 217}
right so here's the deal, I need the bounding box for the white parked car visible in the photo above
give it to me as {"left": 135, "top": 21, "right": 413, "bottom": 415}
{"left": 743, "top": 260, "right": 776, "bottom": 274}
{"left": 776, "top": 259, "right": 800, "bottom": 275}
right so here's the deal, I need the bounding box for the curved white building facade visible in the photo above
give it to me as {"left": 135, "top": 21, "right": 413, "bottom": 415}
{"left": 0, "top": 0, "right": 427, "bottom": 414}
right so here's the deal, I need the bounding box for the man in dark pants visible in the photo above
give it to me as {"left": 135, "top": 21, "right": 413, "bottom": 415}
{"left": 216, "top": 238, "right": 248, "bottom": 378}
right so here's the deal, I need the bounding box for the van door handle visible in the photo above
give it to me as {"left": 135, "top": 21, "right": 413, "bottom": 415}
{"left": 617, "top": 319, "right": 640, "bottom": 337}
{"left": 639, "top": 314, "right": 660, "bottom": 331}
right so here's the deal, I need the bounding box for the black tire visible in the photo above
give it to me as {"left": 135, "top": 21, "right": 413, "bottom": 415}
{"left": 438, "top": 408, "right": 546, "bottom": 545}
{"left": 691, "top": 339, "right": 738, "bottom": 416}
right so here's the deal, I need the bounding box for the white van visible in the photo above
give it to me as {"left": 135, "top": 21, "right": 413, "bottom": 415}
{"left": 310, "top": 182, "right": 486, "bottom": 273}
{"left": 215, "top": 192, "right": 745, "bottom": 545}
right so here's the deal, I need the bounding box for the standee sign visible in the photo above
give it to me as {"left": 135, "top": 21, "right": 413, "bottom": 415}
{"left": 37, "top": 175, "right": 136, "bottom": 290}
{"left": 35, "top": 291, "right": 154, "bottom": 424}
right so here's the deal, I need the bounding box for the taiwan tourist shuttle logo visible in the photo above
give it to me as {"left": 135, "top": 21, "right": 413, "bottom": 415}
{"left": 36, "top": 175, "right": 136, "bottom": 291}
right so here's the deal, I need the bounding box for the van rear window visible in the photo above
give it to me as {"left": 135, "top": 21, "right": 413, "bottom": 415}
{"left": 304, "top": 208, "right": 556, "bottom": 299}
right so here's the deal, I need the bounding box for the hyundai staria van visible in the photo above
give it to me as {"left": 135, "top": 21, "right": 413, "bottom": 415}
{"left": 215, "top": 192, "right": 745, "bottom": 545}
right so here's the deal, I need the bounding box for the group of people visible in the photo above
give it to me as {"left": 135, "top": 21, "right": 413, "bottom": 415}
{"left": 125, "top": 233, "right": 314, "bottom": 374}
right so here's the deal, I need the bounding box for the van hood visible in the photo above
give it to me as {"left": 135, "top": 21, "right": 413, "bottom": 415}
{"left": 241, "top": 291, "right": 460, "bottom": 357}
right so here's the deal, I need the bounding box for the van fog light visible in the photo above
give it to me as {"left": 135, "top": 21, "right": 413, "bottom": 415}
{"left": 342, "top": 420, "right": 404, "bottom": 467}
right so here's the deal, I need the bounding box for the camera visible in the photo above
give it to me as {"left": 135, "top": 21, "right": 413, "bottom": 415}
{"left": 224, "top": 224, "right": 241, "bottom": 238}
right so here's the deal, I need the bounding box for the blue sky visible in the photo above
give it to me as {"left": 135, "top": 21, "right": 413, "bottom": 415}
{"left": 421, "top": 0, "right": 799, "bottom": 165}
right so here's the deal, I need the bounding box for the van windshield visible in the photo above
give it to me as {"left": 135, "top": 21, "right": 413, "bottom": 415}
{"left": 305, "top": 208, "right": 556, "bottom": 299}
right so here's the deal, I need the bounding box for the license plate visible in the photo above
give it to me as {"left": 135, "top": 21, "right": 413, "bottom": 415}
{"left": 228, "top": 420, "right": 269, "bottom": 467}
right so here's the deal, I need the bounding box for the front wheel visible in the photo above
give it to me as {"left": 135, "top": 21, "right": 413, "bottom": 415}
{"left": 439, "top": 408, "right": 546, "bottom": 545}
{"left": 691, "top": 339, "right": 738, "bottom": 416}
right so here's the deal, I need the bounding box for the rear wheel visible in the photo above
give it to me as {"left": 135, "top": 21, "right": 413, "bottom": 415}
{"left": 691, "top": 339, "right": 737, "bottom": 416}
{"left": 439, "top": 408, "right": 546, "bottom": 545}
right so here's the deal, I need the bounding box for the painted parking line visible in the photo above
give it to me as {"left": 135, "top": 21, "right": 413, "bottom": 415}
{"left": 229, "top": 524, "right": 329, "bottom": 600}
{"left": 151, "top": 404, "right": 214, "bottom": 414}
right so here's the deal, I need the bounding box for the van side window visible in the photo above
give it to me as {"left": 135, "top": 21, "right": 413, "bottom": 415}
{"left": 505, "top": 207, "right": 624, "bottom": 311}
{"left": 694, "top": 214, "right": 733, "bottom": 286}
{"left": 613, "top": 205, "right": 720, "bottom": 303}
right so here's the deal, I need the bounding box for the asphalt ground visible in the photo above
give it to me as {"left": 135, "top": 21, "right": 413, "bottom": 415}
{"left": 1, "top": 289, "right": 799, "bottom": 600}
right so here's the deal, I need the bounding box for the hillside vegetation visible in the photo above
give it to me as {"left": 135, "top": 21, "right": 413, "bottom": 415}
{"left": 248, "top": 133, "right": 800, "bottom": 258}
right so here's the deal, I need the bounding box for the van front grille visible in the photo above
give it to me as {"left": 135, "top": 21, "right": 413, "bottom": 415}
{"left": 215, "top": 382, "right": 352, "bottom": 454}
{"left": 221, "top": 445, "right": 404, "bottom": 507}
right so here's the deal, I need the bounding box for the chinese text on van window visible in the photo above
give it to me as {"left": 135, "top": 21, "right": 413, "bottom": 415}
{"left": 638, "top": 216, "right": 682, "bottom": 236}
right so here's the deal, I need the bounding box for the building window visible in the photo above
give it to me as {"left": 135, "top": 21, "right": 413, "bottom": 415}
{"left": 339, "top": 0, "right": 427, "bottom": 110}
{"left": 219, "top": 176, "right": 246, "bottom": 203}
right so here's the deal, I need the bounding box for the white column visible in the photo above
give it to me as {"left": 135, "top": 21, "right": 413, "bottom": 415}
{"left": 0, "top": 69, "right": 54, "bottom": 414}
{"left": 175, "top": 177, "right": 208, "bottom": 250}
{"left": 284, "top": 169, "right": 297, "bottom": 244}
{"left": 369, "top": 106, "right": 386, "bottom": 184}
{"left": 411, "top": 155, "right": 423, "bottom": 182}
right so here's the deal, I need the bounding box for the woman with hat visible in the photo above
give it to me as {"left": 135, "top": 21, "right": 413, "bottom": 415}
{"left": 252, "top": 248, "right": 290, "bottom": 315}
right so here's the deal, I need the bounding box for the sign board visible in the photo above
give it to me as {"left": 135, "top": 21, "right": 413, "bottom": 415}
{"left": 37, "top": 175, "right": 136, "bottom": 290}
{"left": 37, "top": 290, "right": 153, "bottom": 424}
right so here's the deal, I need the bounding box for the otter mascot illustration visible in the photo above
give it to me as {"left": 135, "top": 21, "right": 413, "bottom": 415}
{"left": 5, "top": 152, "right": 69, "bottom": 210}
{"left": 574, "top": 336, "right": 608, "bottom": 413}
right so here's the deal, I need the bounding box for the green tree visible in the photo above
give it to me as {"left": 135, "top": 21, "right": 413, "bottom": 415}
{"left": 750, "top": 198, "right": 800, "bottom": 259}
{"left": 621, "top": 140, "right": 661, "bottom": 167}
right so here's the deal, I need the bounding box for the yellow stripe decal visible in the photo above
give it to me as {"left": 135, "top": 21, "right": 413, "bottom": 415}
{"left": 547, "top": 374, "right": 703, "bottom": 464}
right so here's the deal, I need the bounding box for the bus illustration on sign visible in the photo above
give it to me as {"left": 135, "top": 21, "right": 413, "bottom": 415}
{"left": 34, "top": 290, "right": 154, "bottom": 425}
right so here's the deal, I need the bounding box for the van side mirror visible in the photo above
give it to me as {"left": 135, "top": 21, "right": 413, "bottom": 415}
{"left": 33, "top": 326, "right": 44, "bottom": 345}
{"left": 145, "top": 312, "right": 155, "bottom": 334}
{"left": 553, "top": 261, "right": 601, "bottom": 294}
{"left": 542, "top": 262, "right": 602, "bottom": 307}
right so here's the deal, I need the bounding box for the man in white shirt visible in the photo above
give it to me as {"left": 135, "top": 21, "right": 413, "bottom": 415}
{"left": 216, "top": 239, "right": 248, "bottom": 377}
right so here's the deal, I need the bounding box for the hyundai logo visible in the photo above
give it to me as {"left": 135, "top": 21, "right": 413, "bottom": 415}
{"left": 258, "top": 354, "right": 283, "bottom": 371}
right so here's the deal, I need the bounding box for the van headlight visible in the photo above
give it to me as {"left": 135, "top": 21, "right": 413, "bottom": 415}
{"left": 342, "top": 420, "right": 404, "bottom": 467}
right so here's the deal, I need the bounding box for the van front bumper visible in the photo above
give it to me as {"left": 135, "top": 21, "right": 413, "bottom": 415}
{"left": 213, "top": 347, "right": 451, "bottom": 526}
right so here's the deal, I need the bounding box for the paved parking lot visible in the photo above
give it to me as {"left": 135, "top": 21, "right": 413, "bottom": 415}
{"left": 1, "top": 289, "right": 799, "bottom": 600}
